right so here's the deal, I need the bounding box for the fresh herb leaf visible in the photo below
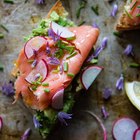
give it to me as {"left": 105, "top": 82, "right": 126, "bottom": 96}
{"left": 124, "top": 6, "right": 133, "bottom": 19}
{"left": 91, "top": 5, "right": 99, "bottom": 16}
{"left": 4, "top": 0, "right": 14, "bottom": 4}
{"left": 42, "top": 83, "right": 49, "bottom": 86}
{"left": 0, "top": 24, "right": 9, "bottom": 32}
{"left": 67, "top": 73, "right": 75, "bottom": 77}
{"left": 78, "top": 21, "right": 86, "bottom": 26}
{"left": 76, "top": 0, "right": 87, "bottom": 19}
{"left": 0, "top": 64, "right": 4, "bottom": 71}
{"left": 130, "top": 0, "right": 137, "bottom": 10}
{"left": 66, "top": 51, "right": 77, "bottom": 59}
{"left": 129, "top": 63, "right": 140, "bottom": 68}
{"left": 44, "top": 88, "right": 50, "bottom": 93}
{"left": 113, "top": 31, "right": 121, "bottom": 37}
{"left": 0, "top": 33, "right": 4, "bottom": 39}
{"left": 90, "top": 58, "right": 98, "bottom": 64}
{"left": 63, "top": 62, "right": 68, "bottom": 72}
{"left": 136, "top": 13, "right": 140, "bottom": 17}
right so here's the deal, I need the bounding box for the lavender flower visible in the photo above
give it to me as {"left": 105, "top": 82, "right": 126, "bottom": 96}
{"left": 101, "top": 106, "right": 109, "bottom": 119}
{"left": 31, "top": 60, "right": 37, "bottom": 68}
{"left": 48, "top": 57, "right": 60, "bottom": 65}
{"left": 123, "top": 44, "right": 134, "bottom": 56}
{"left": 48, "top": 28, "right": 61, "bottom": 42}
{"left": 111, "top": 4, "right": 118, "bottom": 17}
{"left": 46, "top": 42, "right": 51, "bottom": 55}
{"left": 33, "top": 116, "right": 41, "bottom": 128}
{"left": 58, "top": 112, "right": 72, "bottom": 126}
{"left": 1, "top": 81, "right": 15, "bottom": 96}
{"left": 92, "top": 22, "right": 99, "bottom": 29}
{"left": 116, "top": 74, "right": 124, "bottom": 90}
{"left": 36, "top": 0, "right": 45, "bottom": 4}
{"left": 101, "top": 37, "right": 108, "bottom": 48}
{"left": 103, "top": 87, "right": 112, "bottom": 100}
{"left": 87, "top": 37, "right": 108, "bottom": 62}
{"left": 21, "top": 128, "right": 31, "bottom": 140}
{"left": 0, "top": 116, "right": 3, "bottom": 132}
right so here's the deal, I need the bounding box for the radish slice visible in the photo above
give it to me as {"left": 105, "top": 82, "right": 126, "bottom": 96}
{"left": 24, "top": 36, "right": 47, "bottom": 59}
{"left": 51, "top": 22, "right": 75, "bottom": 39}
{"left": 112, "top": 117, "right": 138, "bottom": 140}
{"left": 133, "top": 128, "right": 140, "bottom": 140}
{"left": 81, "top": 66, "right": 102, "bottom": 90}
{"left": 51, "top": 88, "right": 64, "bottom": 110}
{"left": 25, "top": 59, "right": 48, "bottom": 84}
{"left": 83, "top": 110, "right": 107, "bottom": 140}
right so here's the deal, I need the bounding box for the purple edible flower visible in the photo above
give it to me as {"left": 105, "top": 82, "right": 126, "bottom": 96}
{"left": 101, "top": 37, "right": 108, "bottom": 48}
{"left": 110, "top": 4, "right": 118, "bottom": 17}
{"left": 33, "top": 115, "right": 41, "bottom": 128}
{"left": 21, "top": 128, "right": 31, "bottom": 140}
{"left": 0, "top": 116, "right": 3, "bottom": 132}
{"left": 92, "top": 22, "right": 99, "bottom": 29}
{"left": 48, "top": 57, "right": 60, "bottom": 65}
{"left": 103, "top": 87, "right": 112, "bottom": 100}
{"left": 101, "top": 106, "right": 109, "bottom": 119}
{"left": 46, "top": 42, "right": 51, "bottom": 55}
{"left": 123, "top": 44, "right": 134, "bottom": 56}
{"left": 59, "top": 64, "right": 63, "bottom": 74}
{"left": 1, "top": 81, "right": 15, "bottom": 96}
{"left": 87, "top": 37, "right": 108, "bottom": 61}
{"left": 116, "top": 74, "right": 124, "bottom": 90}
{"left": 31, "top": 60, "right": 37, "bottom": 68}
{"left": 58, "top": 112, "right": 72, "bottom": 126}
{"left": 48, "top": 28, "right": 61, "bottom": 42}
{"left": 36, "top": 0, "right": 45, "bottom": 4}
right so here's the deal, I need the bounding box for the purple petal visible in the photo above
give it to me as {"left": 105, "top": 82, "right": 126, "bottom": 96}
{"left": 111, "top": 4, "right": 118, "bottom": 17}
{"left": 59, "top": 64, "right": 63, "bottom": 74}
{"left": 21, "top": 128, "right": 31, "bottom": 140}
{"left": 116, "top": 74, "right": 124, "bottom": 90}
{"left": 0, "top": 116, "right": 3, "bottom": 132}
{"left": 101, "top": 106, "right": 109, "bottom": 119}
{"left": 92, "top": 22, "right": 99, "bottom": 29}
{"left": 101, "top": 37, "right": 108, "bottom": 49}
{"left": 123, "top": 44, "right": 134, "bottom": 56}
{"left": 48, "top": 28, "right": 61, "bottom": 42}
{"left": 33, "top": 116, "right": 41, "bottom": 128}
{"left": 94, "top": 46, "right": 103, "bottom": 58}
{"left": 1, "top": 81, "right": 15, "bottom": 96}
{"left": 36, "top": 0, "right": 45, "bottom": 4}
{"left": 58, "top": 112, "right": 72, "bottom": 126}
{"left": 31, "top": 60, "right": 37, "bottom": 68}
{"left": 46, "top": 42, "right": 51, "bottom": 55}
{"left": 48, "top": 57, "right": 60, "bottom": 65}
{"left": 103, "top": 87, "right": 112, "bottom": 100}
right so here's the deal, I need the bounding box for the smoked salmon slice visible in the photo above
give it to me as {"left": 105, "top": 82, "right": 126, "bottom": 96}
{"left": 14, "top": 24, "right": 99, "bottom": 111}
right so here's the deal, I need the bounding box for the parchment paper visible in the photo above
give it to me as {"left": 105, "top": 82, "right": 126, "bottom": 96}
{"left": 1, "top": 0, "right": 140, "bottom": 140}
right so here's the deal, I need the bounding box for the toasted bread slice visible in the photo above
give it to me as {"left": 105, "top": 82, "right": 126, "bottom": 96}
{"left": 116, "top": 12, "right": 140, "bottom": 31}
{"left": 47, "top": 0, "right": 68, "bottom": 18}
{"left": 116, "top": 0, "right": 140, "bottom": 31}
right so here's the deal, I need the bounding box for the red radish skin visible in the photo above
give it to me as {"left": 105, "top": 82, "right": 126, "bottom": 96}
{"left": 112, "top": 117, "right": 138, "bottom": 140}
{"left": 51, "top": 22, "right": 75, "bottom": 40}
{"left": 81, "top": 66, "right": 103, "bottom": 90}
{"left": 84, "top": 110, "right": 107, "bottom": 140}
{"left": 51, "top": 88, "right": 64, "bottom": 110}
{"left": 25, "top": 59, "right": 48, "bottom": 84}
{"left": 24, "top": 36, "right": 48, "bottom": 59}
{"left": 133, "top": 128, "right": 140, "bottom": 140}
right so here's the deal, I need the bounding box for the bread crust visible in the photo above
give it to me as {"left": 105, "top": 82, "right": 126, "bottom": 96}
{"left": 116, "top": 12, "right": 140, "bottom": 31}
{"left": 47, "top": 0, "right": 68, "bottom": 18}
